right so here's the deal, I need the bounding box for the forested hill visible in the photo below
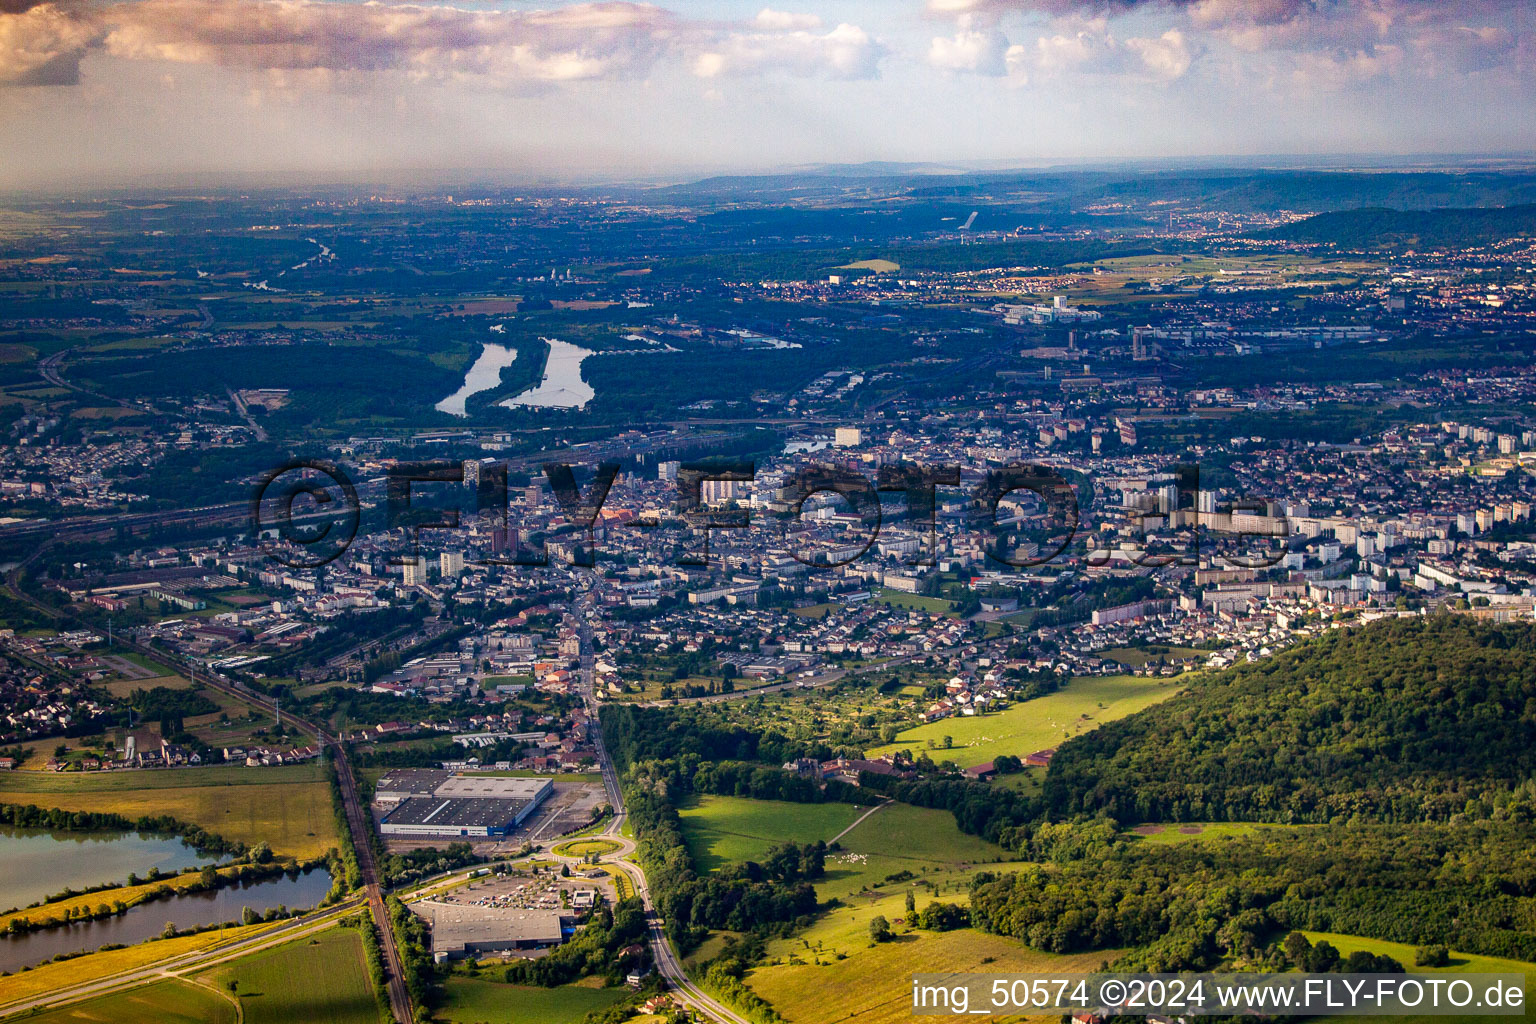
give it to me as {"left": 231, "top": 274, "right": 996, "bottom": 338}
{"left": 1267, "top": 205, "right": 1536, "bottom": 249}
{"left": 1042, "top": 615, "right": 1536, "bottom": 825}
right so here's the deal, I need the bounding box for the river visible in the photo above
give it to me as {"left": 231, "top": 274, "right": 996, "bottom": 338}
{"left": 500, "top": 338, "right": 595, "bottom": 410}
{"left": 436, "top": 342, "right": 519, "bottom": 416}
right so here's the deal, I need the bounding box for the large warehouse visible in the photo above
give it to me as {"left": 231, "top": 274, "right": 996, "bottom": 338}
{"left": 377, "top": 771, "right": 553, "bottom": 838}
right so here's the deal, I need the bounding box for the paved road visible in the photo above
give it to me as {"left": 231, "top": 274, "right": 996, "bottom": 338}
{"left": 227, "top": 386, "right": 269, "bottom": 442}
{"left": 569, "top": 590, "right": 751, "bottom": 1024}
{"left": 0, "top": 898, "right": 363, "bottom": 1018}
{"left": 0, "top": 563, "right": 416, "bottom": 1024}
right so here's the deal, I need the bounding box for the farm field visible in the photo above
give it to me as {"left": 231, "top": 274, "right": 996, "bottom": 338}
{"left": 866, "top": 673, "right": 1186, "bottom": 766}
{"left": 748, "top": 887, "right": 1108, "bottom": 1024}
{"left": 676, "top": 795, "right": 868, "bottom": 873}
{"left": 7, "top": 979, "right": 234, "bottom": 1024}
{"left": 0, "top": 763, "right": 336, "bottom": 858}
{"left": 836, "top": 259, "right": 900, "bottom": 272}
{"left": 1302, "top": 932, "right": 1535, "bottom": 980}
{"left": 0, "top": 921, "right": 276, "bottom": 1010}
{"left": 439, "top": 977, "right": 627, "bottom": 1024}
{"left": 102, "top": 673, "right": 192, "bottom": 699}
{"left": 1300, "top": 932, "right": 1533, "bottom": 1024}
{"left": 201, "top": 926, "right": 378, "bottom": 1024}
{"left": 821, "top": 802, "right": 1018, "bottom": 899}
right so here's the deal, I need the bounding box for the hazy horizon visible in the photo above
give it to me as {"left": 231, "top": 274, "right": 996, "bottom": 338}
{"left": 0, "top": 0, "right": 1532, "bottom": 191}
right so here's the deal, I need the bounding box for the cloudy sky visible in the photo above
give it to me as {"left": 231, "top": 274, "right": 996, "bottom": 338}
{"left": 0, "top": 0, "right": 1531, "bottom": 189}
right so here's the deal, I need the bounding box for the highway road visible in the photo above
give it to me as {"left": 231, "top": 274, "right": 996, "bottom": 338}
{"left": 0, "top": 897, "right": 364, "bottom": 1018}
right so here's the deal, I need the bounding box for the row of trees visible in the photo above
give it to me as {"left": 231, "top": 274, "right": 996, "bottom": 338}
{"left": 625, "top": 784, "right": 821, "bottom": 951}
{"left": 0, "top": 802, "right": 245, "bottom": 857}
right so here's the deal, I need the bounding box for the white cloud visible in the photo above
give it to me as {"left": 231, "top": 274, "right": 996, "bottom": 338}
{"left": 694, "top": 22, "right": 884, "bottom": 80}
{"left": 0, "top": 0, "right": 883, "bottom": 89}
{"left": 928, "top": 16, "right": 1010, "bottom": 75}
{"left": 752, "top": 9, "right": 822, "bottom": 32}
{"left": 1126, "top": 28, "right": 1192, "bottom": 80}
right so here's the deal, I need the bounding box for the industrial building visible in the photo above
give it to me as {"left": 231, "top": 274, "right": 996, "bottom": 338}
{"left": 376, "top": 770, "right": 553, "bottom": 838}
{"left": 412, "top": 901, "right": 565, "bottom": 961}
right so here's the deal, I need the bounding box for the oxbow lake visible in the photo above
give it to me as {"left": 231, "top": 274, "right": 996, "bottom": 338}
{"left": 0, "top": 826, "right": 219, "bottom": 910}
{"left": 435, "top": 338, "right": 597, "bottom": 414}
{"left": 0, "top": 827, "right": 331, "bottom": 973}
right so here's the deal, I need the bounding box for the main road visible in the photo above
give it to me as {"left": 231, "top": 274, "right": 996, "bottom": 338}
{"left": 571, "top": 589, "right": 752, "bottom": 1024}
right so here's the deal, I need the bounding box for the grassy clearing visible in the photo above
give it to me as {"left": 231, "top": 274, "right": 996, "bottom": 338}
{"left": 102, "top": 673, "right": 191, "bottom": 699}
{"left": 439, "top": 977, "right": 626, "bottom": 1024}
{"left": 1300, "top": 932, "right": 1533, "bottom": 1024}
{"left": 749, "top": 888, "right": 1107, "bottom": 1024}
{"left": 822, "top": 803, "right": 1017, "bottom": 900}
{"left": 991, "top": 769, "right": 1041, "bottom": 795}
{"left": 603, "top": 865, "right": 633, "bottom": 902}
{"left": 6, "top": 978, "right": 235, "bottom": 1024}
{"left": 872, "top": 589, "right": 955, "bottom": 615}
{"left": 1095, "top": 644, "right": 1207, "bottom": 667}
{"left": 0, "top": 922, "right": 276, "bottom": 1009}
{"left": 0, "top": 763, "right": 335, "bottom": 858}
{"left": 835, "top": 259, "right": 900, "bottom": 273}
{"left": 790, "top": 602, "right": 842, "bottom": 619}
{"left": 676, "top": 796, "right": 867, "bottom": 873}
{"left": 866, "top": 673, "right": 1185, "bottom": 765}
{"left": 1302, "top": 932, "right": 1535, "bottom": 979}
{"left": 1127, "top": 822, "right": 1285, "bottom": 845}
{"left": 202, "top": 926, "right": 378, "bottom": 1024}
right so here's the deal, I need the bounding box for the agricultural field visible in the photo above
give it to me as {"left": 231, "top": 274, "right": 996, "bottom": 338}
{"left": 866, "top": 673, "right": 1186, "bottom": 766}
{"left": 200, "top": 926, "right": 378, "bottom": 1024}
{"left": 835, "top": 259, "right": 901, "bottom": 273}
{"left": 0, "top": 921, "right": 276, "bottom": 1010}
{"left": 439, "top": 976, "right": 627, "bottom": 1024}
{"left": 0, "top": 763, "right": 336, "bottom": 858}
{"left": 676, "top": 795, "right": 868, "bottom": 872}
{"left": 6, "top": 979, "right": 234, "bottom": 1024}
{"left": 1300, "top": 932, "right": 1533, "bottom": 1024}
{"left": 748, "top": 887, "right": 1109, "bottom": 1024}
{"left": 821, "top": 803, "right": 1019, "bottom": 900}
{"left": 102, "top": 673, "right": 192, "bottom": 699}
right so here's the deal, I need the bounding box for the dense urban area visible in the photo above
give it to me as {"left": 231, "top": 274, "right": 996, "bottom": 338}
{"left": 1, "top": 165, "right": 1535, "bottom": 1024}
